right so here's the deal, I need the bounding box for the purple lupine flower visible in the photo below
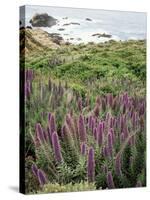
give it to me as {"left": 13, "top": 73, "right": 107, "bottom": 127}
{"left": 47, "top": 126, "right": 52, "bottom": 145}
{"left": 115, "top": 154, "right": 122, "bottom": 176}
{"left": 37, "top": 169, "right": 48, "bottom": 186}
{"left": 49, "top": 114, "right": 56, "bottom": 135}
{"left": 87, "top": 147, "right": 95, "bottom": 182}
{"left": 35, "top": 123, "right": 45, "bottom": 143}
{"left": 25, "top": 80, "right": 31, "bottom": 99}
{"left": 107, "top": 171, "right": 115, "bottom": 189}
{"left": 25, "top": 69, "right": 33, "bottom": 81}
{"left": 31, "top": 164, "right": 38, "bottom": 177}
{"left": 61, "top": 124, "right": 67, "bottom": 138}
{"left": 78, "top": 114, "right": 86, "bottom": 142}
{"left": 108, "top": 132, "right": 113, "bottom": 156}
{"left": 77, "top": 98, "right": 82, "bottom": 112}
{"left": 97, "top": 122, "right": 103, "bottom": 145}
{"left": 110, "top": 128, "right": 115, "bottom": 144}
{"left": 109, "top": 117, "right": 113, "bottom": 128}
{"left": 52, "top": 131, "right": 63, "bottom": 163}
{"left": 136, "top": 181, "right": 142, "bottom": 187}
{"left": 81, "top": 142, "right": 86, "bottom": 155}
{"left": 93, "top": 127, "right": 97, "bottom": 140}
{"left": 102, "top": 146, "right": 109, "bottom": 158}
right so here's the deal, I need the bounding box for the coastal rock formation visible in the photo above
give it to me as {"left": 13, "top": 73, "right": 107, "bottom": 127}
{"left": 63, "top": 22, "right": 80, "bottom": 26}
{"left": 29, "top": 13, "right": 57, "bottom": 27}
{"left": 58, "top": 28, "right": 65, "bottom": 31}
{"left": 92, "top": 33, "right": 112, "bottom": 38}
{"left": 85, "top": 18, "right": 92, "bottom": 21}
{"left": 20, "top": 28, "right": 64, "bottom": 55}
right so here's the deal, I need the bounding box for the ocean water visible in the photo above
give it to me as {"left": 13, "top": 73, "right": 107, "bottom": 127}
{"left": 20, "top": 5, "right": 147, "bottom": 44}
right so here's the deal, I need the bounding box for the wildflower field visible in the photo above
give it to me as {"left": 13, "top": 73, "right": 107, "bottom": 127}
{"left": 21, "top": 31, "right": 146, "bottom": 194}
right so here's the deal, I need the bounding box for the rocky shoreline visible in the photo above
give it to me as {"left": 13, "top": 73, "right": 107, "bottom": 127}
{"left": 20, "top": 13, "right": 113, "bottom": 44}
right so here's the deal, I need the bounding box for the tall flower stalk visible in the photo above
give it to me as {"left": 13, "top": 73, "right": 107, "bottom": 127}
{"left": 87, "top": 147, "right": 95, "bottom": 182}
{"left": 52, "top": 131, "right": 63, "bottom": 163}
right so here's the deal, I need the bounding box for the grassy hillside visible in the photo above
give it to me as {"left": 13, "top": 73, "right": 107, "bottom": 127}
{"left": 23, "top": 31, "right": 146, "bottom": 97}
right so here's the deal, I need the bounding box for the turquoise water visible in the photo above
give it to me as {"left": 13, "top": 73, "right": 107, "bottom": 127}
{"left": 20, "top": 5, "right": 147, "bottom": 44}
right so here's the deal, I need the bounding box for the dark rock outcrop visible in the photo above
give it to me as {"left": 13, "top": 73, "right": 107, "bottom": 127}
{"left": 29, "top": 13, "right": 57, "bottom": 27}
{"left": 63, "top": 22, "right": 80, "bottom": 26}
{"left": 85, "top": 18, "right": 92, "bottom": 21}
{"left": 26, "top": 26, "right": 32, "bottom": 29}
{"left": 92, "top": 33, "right": 112, "bottom": 38}
{"left": 58, "top": 28, "right": 65, "bottom": 31}
{"left": 48, "top": 33, "right": 63, "bottom": 45}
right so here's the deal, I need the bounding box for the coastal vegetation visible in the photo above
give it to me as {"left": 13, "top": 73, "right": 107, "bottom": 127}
{"left": 21, "top": 26, "right": 146, "bottom": 194}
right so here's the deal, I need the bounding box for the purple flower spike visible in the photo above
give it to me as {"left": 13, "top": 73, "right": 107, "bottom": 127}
{"left": 109, "top": 117, "right": 113, "bottom": 128}
{"left": 25, "top": 80, "right": 31, "bottom": 99}
{"left": 81, "top": 142, "right": 86, "bottom": 155}
{"left": 93, "top": 127, "right": 97, "bottom": 140}
{"left": 47, "top": 126, "right": 52, "bottom": 145}
{"left": 107, "top": 171, "right": 115, "bottom": 189}
{"left": 36, "top": 123, "right": 44, "bottom": 143}
{"left": 52, "top": 131, "right": 63, "bottom": 163}
{"left": 87, "top": 147, "right": 95, "bottom": 182}
{"left": 49, "top": 114, "right": 56, "bottom": 135}
{"left": 115, "top": 154, "right": 122, "bottom": 176}
{"left": 97, "top": 123, "right": 103, "bottom": 145}
{"left": 32, "top": 164, "right": 38, "bottom": 177}
{"left": 38, "top": 169, "right": 48, "bottom": 186}
{"left": 110, "top": 128, "right": 115, "bottom": 144}
{"left": 78, "top": 114, "right": 86, "bottom": 142}
{"left": 102, "top": 146, "right": 109, "bottom": 158}
{"left": 61, "top": 124, "right": 68, "bottom": 138}
{"left": 108, "top": 133, "right": 113, "bottom": 156}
